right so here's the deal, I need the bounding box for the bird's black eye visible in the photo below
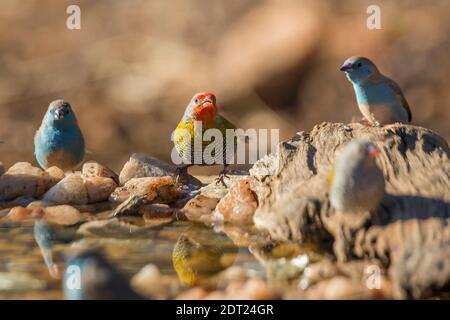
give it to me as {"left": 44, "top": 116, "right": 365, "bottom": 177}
{"left": 195, "top": 98, "right": 201, "bottom": 104}
{"left": 357, "top": 62, "right": 362, "bottom": 68}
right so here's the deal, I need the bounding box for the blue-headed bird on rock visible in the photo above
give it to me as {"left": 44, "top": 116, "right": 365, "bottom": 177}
{"left": 34, "top": 99, "right": 85, "bottom": 172}
{"left": 340, "top": 56, "right": 412, "bottom": 127}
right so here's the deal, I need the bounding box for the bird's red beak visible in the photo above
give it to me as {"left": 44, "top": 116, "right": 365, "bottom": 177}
{"left": 193, "top": 99, "right": 217, "bottom": 122}
{"left": 368, "top": 145, "right": 381, "bottom": 158}
{"left": 202, "top": 99, "right": 214, "bottom": 109}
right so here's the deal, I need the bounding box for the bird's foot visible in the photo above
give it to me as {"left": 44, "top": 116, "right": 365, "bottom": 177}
{"left": 360, "top": 117, "right": 381, "bottom": 128}
{"left": 215, "top": 170, "right": 230, "bottom": 187}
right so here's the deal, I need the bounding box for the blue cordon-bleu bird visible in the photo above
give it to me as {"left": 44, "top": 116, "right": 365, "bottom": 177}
{"left": 340, "top": 56, "right": 412, "bottom": 126}
{"left": 34, "top": 99, "right": 85, "bottom": 171}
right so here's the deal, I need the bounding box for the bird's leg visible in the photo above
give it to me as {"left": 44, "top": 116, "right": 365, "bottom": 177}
{"left": 174, "top": 164, "right": 192, "bottom": 185}
{"left": 360, "top": 116, "right": 381, "bottom": 128}
{"left": 215, "top": 164, "right": 230, "bottom": 187}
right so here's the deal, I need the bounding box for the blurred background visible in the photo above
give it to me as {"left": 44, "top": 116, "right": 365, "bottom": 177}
{"left": 0, "top": 0, "right": 449, "bottom": 172}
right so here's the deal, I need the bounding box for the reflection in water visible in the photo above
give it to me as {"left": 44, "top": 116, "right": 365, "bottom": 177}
{"left": 63, "top": 248, "right": 142, "bottom": 300}
{"left": 22, "top": 216, "right": 320, "bottom": 299}
{"left": 172, "top": 225, "right": 238, "bottom": 287}
{"left": 33, "top": 220, "right": 60, "bottom": 279}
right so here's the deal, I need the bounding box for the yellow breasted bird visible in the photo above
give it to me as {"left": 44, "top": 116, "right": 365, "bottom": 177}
{"left": 173, "top": 92, "right": 237, "bottom": 185}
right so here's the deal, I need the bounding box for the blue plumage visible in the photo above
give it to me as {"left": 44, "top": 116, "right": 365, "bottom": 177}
{"left": 340, "top": 56, "right": 412, "bottom": 126}
{"left": 34, "top": 100, "right": 85, "bottom": 171}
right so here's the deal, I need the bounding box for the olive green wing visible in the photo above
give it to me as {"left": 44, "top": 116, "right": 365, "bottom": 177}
{"left": 217, "top": 114, "right": 237, "bottom": 131}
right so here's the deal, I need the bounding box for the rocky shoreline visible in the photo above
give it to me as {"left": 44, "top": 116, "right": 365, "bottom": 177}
{"left": 0, "top": 122, "right": 449, "bottom": 299}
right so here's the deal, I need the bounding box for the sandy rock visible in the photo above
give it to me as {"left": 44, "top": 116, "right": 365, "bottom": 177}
{"left": 252, "top": 123, "right": 450, "bottom": 251}
{"left": 391, "top": 242, "right": 450, "bottom": 299}
{"left": 179, "top": 174, "right": 249, "bottom": 224}
{"left": 43, "top": 166, "right": 65, "bottom": 189}
{"left": 119, "top": 153, "right": 176, "bottom": 185}
{"left": 131, "top": 264, "right": 179, "bottom": 299}
{"left": 354, "top": 217, "right": 450, "bottom": 299}
{"left": 42, "top": 174, "right": 88, "bottom": 205}
{"left": 6, "top": 162, "right": 43, "bottom": 176}
{"left": 6, "top": 205, "right": 81, "bottom": 225}
{"left": 82, "top": 161, "right": 119, "bottom": 183}
{"left": 214, "top": 177, "right": 258, "bottom": 225}
{"left": 354, "top": 217, "right": 450, "bottom": 265}
{"left": 249, "top": 122, "right": 450, "bottom": 298}
{"left": 109, "top": 176, "right": 178, "bottom": 204}
{"left": 42, "top": 173, "right": 116, "bottom": 205}
{"left": 84, "top": 176, "right": 117, "bottom": 203}
{"left": 181, "top": 195, "right": 220, "bottom": 224}
{"left": 119, "top": 153, "right": 202, "bottom": 186}
{"left": 0, "top": 162, "right": 48, "bottom": 200}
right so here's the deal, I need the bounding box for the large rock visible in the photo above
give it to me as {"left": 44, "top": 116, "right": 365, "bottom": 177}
{"left": 109, "top": 176, "right": 178, "bottom": 204}
{"left": 43, "top": 174, "right": 88, "bottom": 205}
{"left": 213, "top": 177, "right": 258, "bottom": 225}
{"left": 119, "top": 153, "right": 201, "bottom": 186}
{"left": 119, "top": 153, "right": 176, "bottom": 185}
{"left": 0, "top": 162, "right": 63, "bottom": 201}
{"left": 180, "top": 175, "right": 248, "bottom": 224}
{"left": 252, "top": 122, "right": 450, "bottom": 245}
{"left": 84, "top": 176, "right": 118, "bottom": 204}
{"left": 43, "top": 173, "right": 117, "bottom": 205}
{"left": 82, "top": 161, "right": 119, "bottom": 183}
{"left": 390, "top": 239, "right": 450, "bottom": 299}
{"left": 249, "top": 122, "right": 450, "bottom": 298}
